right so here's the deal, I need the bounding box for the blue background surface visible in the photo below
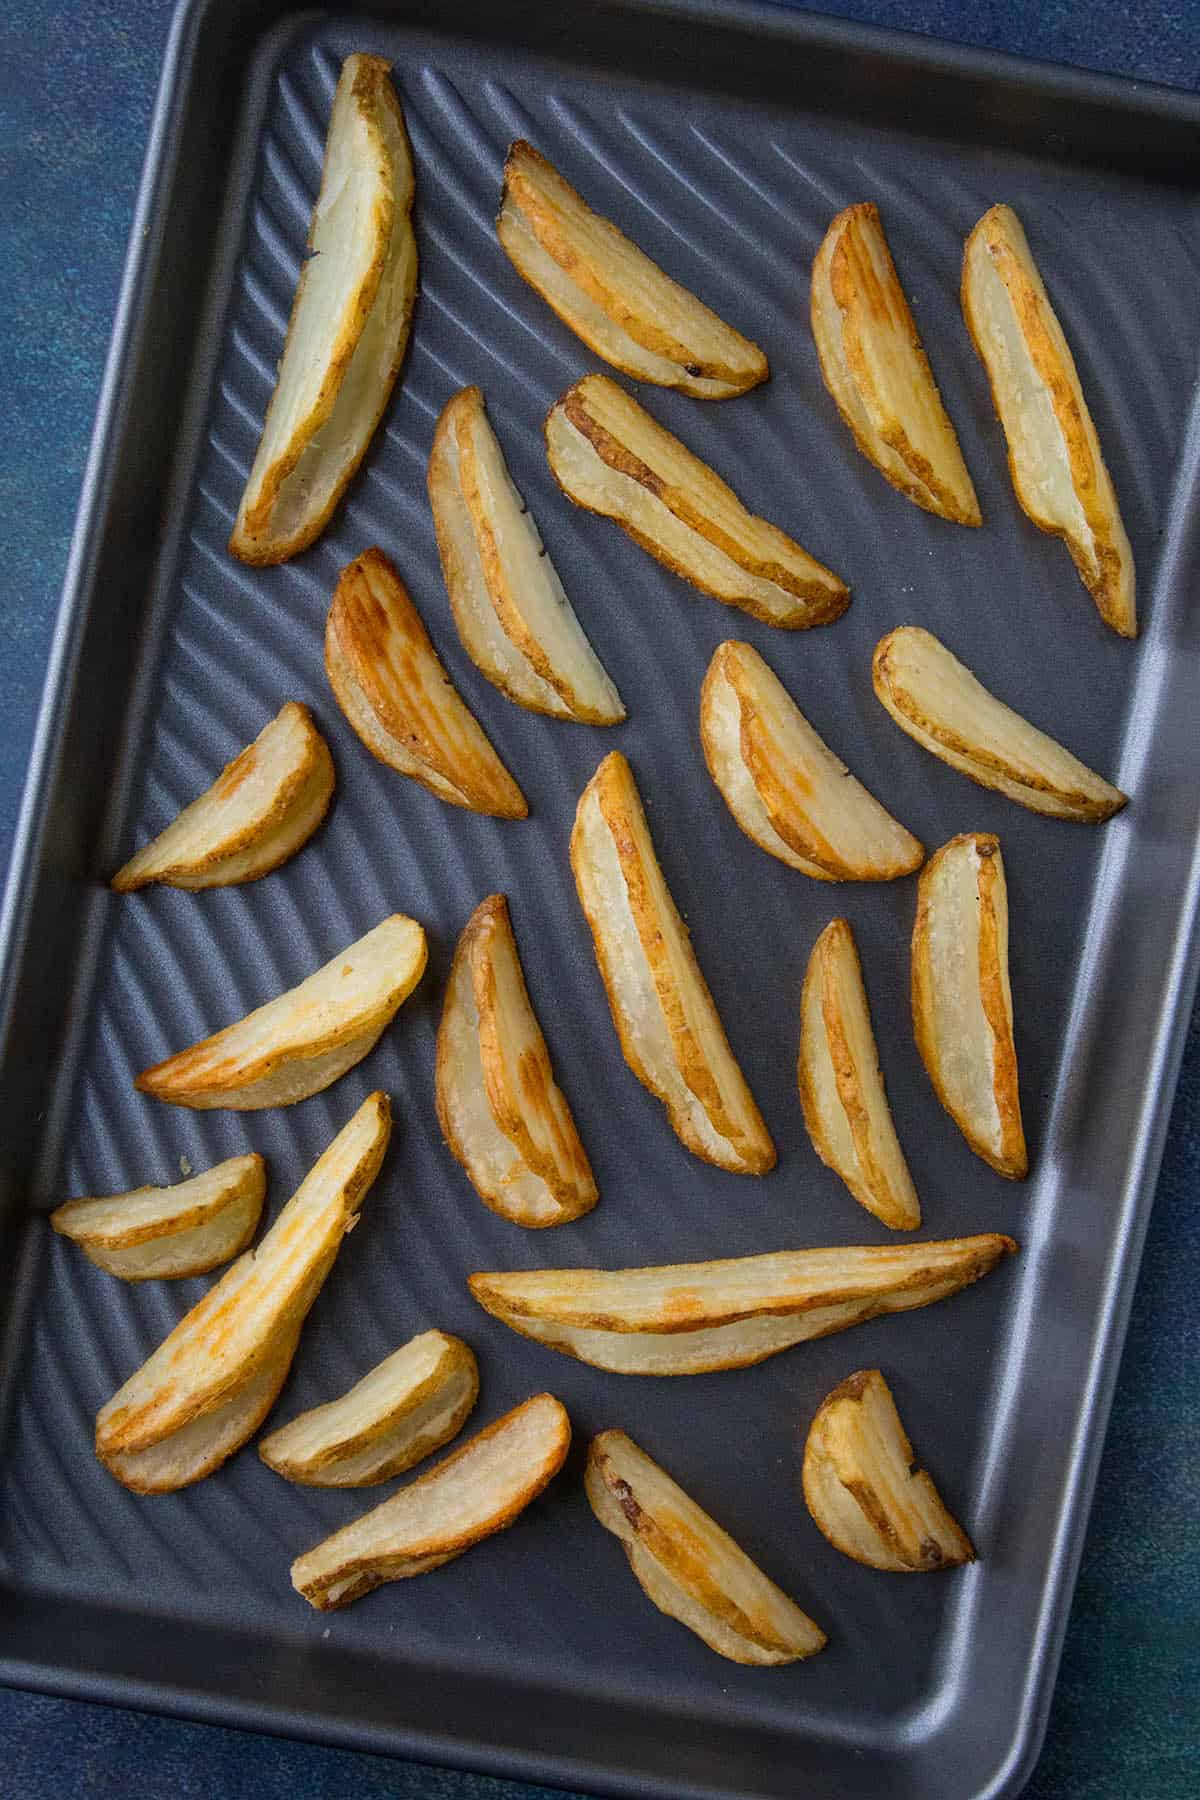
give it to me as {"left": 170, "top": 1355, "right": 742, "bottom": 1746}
{"left": 1, "top": 1, "right": 1197, "bottom": 1794}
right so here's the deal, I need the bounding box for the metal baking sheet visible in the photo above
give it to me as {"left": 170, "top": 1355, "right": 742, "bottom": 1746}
{"left": 2, "top": 3, "right": 1198, "bottom": 1795}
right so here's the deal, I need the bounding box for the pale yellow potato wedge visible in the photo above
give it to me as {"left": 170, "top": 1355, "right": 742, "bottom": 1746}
{"left": 326, "top": 546, "right": 527, "bottom": 819}
{"left": 587, "top": 1430, "right": 825, "bottom": 1664}
{"left": 229, "top": 56, "right": 417, "bottom": 564}
{"left": 798, "top": 920, "right": 919, "bottom": 1230}
{"left": 498, "top": 140, "right": 766, "bottom": 400}
{"left": 291, "top": 1392, "right": 571, "bottom": 1610}
{"left": 259, "top": 1329, "right": 479, "bottom": 1487}
{"left": 428, "top": 386, "right": 624, "bottom": 724}
{"left": 571, "top": 752, "right": 774, "bottom": 1175}
{"left": 803, "top": 1368, "right": 974, "bottom": 1571}
{"left": 468, "top": 1235, "right": 1016, "bottom": 1374}
{"left": 701, "top": 641, "right": 923, "bottom": 880}
{"left": 135, "top": 914, "right": 426, "bottom": 1110}
{"left": 50, "top": 1152, "right": 266, "bottom": 1281}
{"left": 436, "top": 895, "right": 598, "bottom": 1227}
{"left": 962, "top": 204, "right": 1134, "bottom": 636}
{"left": 545, "top": 375, "right": 847, "bottom": 629}
{"left": 873, "top": 626, "right": 1126, "bottom": 821}
{"left": 812, "top": 203, "right": 980, "bottom": 524}
{"left": 912, "top": 833, "right": 1026, "bottom": 1178}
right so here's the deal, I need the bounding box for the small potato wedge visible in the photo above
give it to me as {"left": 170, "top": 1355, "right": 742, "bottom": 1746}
{"left": 701, "top": 641, "right": 923, "bottom": 880}
{"left": 571, "top": 752, "right": 774, "bottom": 1175}
{"left": 798, "top": 921, "right": 919, "bottom": 1230}
{"left": 259, "top": 1330, "right": 479, "bottom": 1487}
{"left": 498, "top": 140, "right": 767, "bottom": 400}
{"left": 436, "top": 895, "right": 598, "bottom": 1227}
{"left": 873, "top": 626, "right": 1127, "bottom": 821}
{"left": 803, "top": 1368, "right": 974, "bottom": 1571}
{"left": 468, "top": 1235, "right": 1016, "bottom": 1375}
{"left": 912, "top": 833, "right": 1026, "bottom": 1178}
{"left": 962, "top": 204, "right": 1135, "bottom": 636}
{"left": 291, "top": 1392, "right": 571, "bottom": 1610}
{"left": 135, "top": 914, "right": 426, "bottom": 1110}
{"left": 545, "top": 375, "right": 848, "bottom": 629}
{"left": 587, "top": 1430, "right": 826, "bottom": 1664}
{"left": 326, "top": 546, "right": 527, "bottom": 819}
{"left": 229, "top": 56, "right": 417, "bottom": 564}
{"left": 50, "top": 1152, "right": 266, "bottom": 1280}
{"left": 428, "top": 386, "right": 624, "bottom": 724}
{"left": 811, "top": 203, "right": 980, "bottom": 525}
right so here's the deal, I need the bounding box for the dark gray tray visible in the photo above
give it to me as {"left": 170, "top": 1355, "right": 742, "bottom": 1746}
{"left": 2, "top": 2, "right": 1198, "bottom": 1795}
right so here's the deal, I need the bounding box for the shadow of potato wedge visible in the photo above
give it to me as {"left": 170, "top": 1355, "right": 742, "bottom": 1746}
{"left": 50, "top": 1152, "right": 267, "bottom": 1280}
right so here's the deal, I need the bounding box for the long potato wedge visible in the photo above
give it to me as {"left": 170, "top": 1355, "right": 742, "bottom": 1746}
{"left": 50, "top": 1152, "right": 266, "bottom": 1281}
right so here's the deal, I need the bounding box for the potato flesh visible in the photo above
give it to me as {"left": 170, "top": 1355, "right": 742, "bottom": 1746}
{"left": 51, "top": 1154, "right": 265, "bottom": 1251}
{"left": 700, "top": 665, "right": 826, "bottom": 874}
{"left": 84, "top": 1189, "right": 263, "bottom": 1281}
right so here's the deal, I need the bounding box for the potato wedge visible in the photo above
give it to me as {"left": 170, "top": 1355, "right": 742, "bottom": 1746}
{"left": 436, "top": 895, "right": 598, "bottom": 1227}
{"left": 873, "top": 626, "right": 1126, "bottom": 821}
{"left": 428, "top": 386, "right": 624, "bottom": 724}
{"left": 571, "top": 752, "right": 774, "bottom": 1175}
{"left": 326, "top": 546, "right": 527, "bottom": 819}
{"left": 803, "top": 1368, "right": 974, "bottom": 1571}
{"left": 587, "top": 1430, "right": 825, "bottom": 1664}
{"left": 291, "top": 1392, "right": 571, "bottom": 1610}
{"left": 96, "top": 1092, "right": 390, "bottom": 1489}
{"left": 798, "top": 920, "right": 919, "bottom": 1230}
{"left": 811, "top": 203, "right": 980, "bottom": 525}
{"left": 912, "top": 833, "right": 1026, "bottom": 1178}
{"left": 545, "top": 375, "right": 847, "bottom": 629}
{"left": 135, "top": 914, "right": 426, "bottom": 1110}
{"left": 701, "top": 641, "right": 923, "bottom": 880}
{"left": 962, "top": 204, "right": 1134, "bottom": 636}
{"left": 259, "top": 1329, "right": 479, "bottom": 1486}
{"left": 468, "top": 1235, "right": 1016, "bottom": 1374}
{"left": 50, "top": 1152, "right": 266, "bottom": 1280}
{"left": 229, "top": 56, "right": 417, "bottom": 564}
{"left": 498, "top": 140, "right": 766, "bottom": 400}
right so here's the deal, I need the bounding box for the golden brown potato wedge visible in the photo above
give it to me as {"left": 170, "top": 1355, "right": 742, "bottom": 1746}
{"left": 571, "top": 752, "right": 774, "bottom": 1175}
{"left": 701, "top": 641, "right": 923, "bottom": 880}
{"left": 811, "top": 203, "right": 980, "bottom": 524}
{"left": 291, "top": 1392, "right": 571, "bottom": 1610}
{"left": 912, "top": 833, "right": 1026, "bottom": 1178}
{"left": 135, "top": 914, "right": 426, "bottom": 1110}
{"left": 545, "top": 375, "right": 847, "bottom": 629}
{"left": 798, "top": 920, "right": 919, "bottom": 1230}
{"left": 50, "top": 1152, "right": 266, "bottom": 1280}
{"left": 498, "top": 140, "right": 766, "bottom": 400}
{"left": 587, "top": 1430, "right": 826, "bottom": 1664}
{"left": 962, "top": 204, "right": 1134, "bottom": 636}
{"left": 803, "top": 1368, "right": 974, "bottom": 1571}
{"left": 229, "top": 56, "right": 417, "bottom": 564}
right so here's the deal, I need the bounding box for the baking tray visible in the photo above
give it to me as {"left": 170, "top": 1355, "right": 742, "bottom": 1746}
{"left": 2, "top": 1, "right": 1199, "bottom": 1795}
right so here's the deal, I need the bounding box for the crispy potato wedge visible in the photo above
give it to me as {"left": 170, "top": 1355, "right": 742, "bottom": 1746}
{"left": 259, "top": 1329, "right": 479, "bottom": 1486}
{"left": 587, "top": 1430, "right": 826, "bottom": 1664}
{"left": 798, "top": 920, "right": 919, "bottom": 1230}
{"left": 50, "top": 1152, "right": 266, "bottom": 1280}
{"left": 291, "top": 1392, "right": 571, "bottom": 1610}
{"left": 803, "top": 1368, "right": 974, "bottom": 1571}
{"left": 229, "top": 56, "right": 417, "bottom": 564}
{"left": 326, "top": 546, "right": 527, "bottom": 818}
{"left": 545, "top": 375, "right": 847, "bottom": 629}
{"left": 468, "top": 1235, "right": 1016, "bottom": 1374}
{"left": 436, "top": 895, "right": 598, "bottom": 1227}
{"left": 428, "top": 386, "right": 624, "bottom": 724}
{"left": 498, "top": 140, "right": 766, "bottom": 400}
{"left": 96, "top": 1092, "right": 390, "bottom": 1490}
{"left": 112, "top": 703, "right": 335, "bottom": 892}
{"left": 912, "top": 833, "right": 1026, "bottom": 1178}
{"left": 812, "top": 203, "right": 980, "bottom": 525}
{"left": 701, "top": 641, "right": 923, "bottom": 880}
{"left": 873, "top": 626, "right": 1126, "bottom": 821}
{"left": 135, "top": 914, "right": 426, "bottom": 1110}
{"left": 962, "top": 204, "right": 1134, "bottom": 636}
{"left": 571, "top": 753, "right": 774, "bottom": 1175}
